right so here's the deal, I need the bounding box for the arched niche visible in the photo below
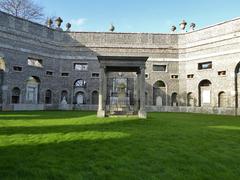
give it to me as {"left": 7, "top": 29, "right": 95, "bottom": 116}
{"left": 187, "top": 92, "right": 194, "bottom": 107}
{"left": 75, "top": 91, "right": 85, "bottom": 105}
{"left": 12, "top": 87, "right": 21, "bottom": 104}
{"left": 45, "top": 89, "right": 52, "bottom": 104}
{"left": 218, "top": 91, "right": 227, "bottom": 107}
{"left": 26, "top": 76, "right": 40, "bottom": 104}
{"left": 153, "top": 80, "right": 167, "bottom": 106}
{"left": 92, "top": 91, "right": 99, "bottom": 105}
{"left": 171, "top": 92, "right": 178, "bottom": 106}
{"left": 198, "top": 79, "right": 212, "bottom": 107}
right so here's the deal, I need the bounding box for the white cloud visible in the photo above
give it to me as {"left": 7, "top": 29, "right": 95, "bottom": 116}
{"left": 70, "top": 18, "right": 87, "bottom": 28}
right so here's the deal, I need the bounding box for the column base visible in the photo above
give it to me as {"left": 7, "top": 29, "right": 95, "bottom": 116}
{"left": 138, "top": 110, "right": 147, "bottom": 119}
{"left": 97, "top": 109, "right": 106, "bottom": 118}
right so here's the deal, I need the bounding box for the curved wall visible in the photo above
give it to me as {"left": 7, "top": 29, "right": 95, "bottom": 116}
{"left": 0, "top": 11, "right": 240, "bottom": 115}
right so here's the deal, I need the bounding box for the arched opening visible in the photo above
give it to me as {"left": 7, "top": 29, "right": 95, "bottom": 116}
{"left": 187, "top": 92, "right": 194, "bottom": 107}
{"left": 218, "top": 91, "right": 227, "bottom": 107}
{"left": 74, "top": 79, "right": 87, "bottom": 88}
{"left": 75, "top": 91, "right": 85, "bottom": 105}
{"left": 92, "top": 91, "right": 99, "bottom": 105}
{"left": 153, "top": 80, "right": 167, "bottom": 106}
{"left": 45, "top": 90, "right": 52, "bottom": 104}
{"left": 12, "top": 87, "right": 20, "bottom": 104}
{"left": 61, "top": 90, "right": 68, "bottom": 104}
{"left": 26, "top": 76, "right": 40, "bottom": 104}
{"left": 235, "top": 62, "right": 240, "bottom": 108}
{"left": 171, "top": 92, "right": 178, "bottom": 106}
{"left": 198, "top": 79, "right": 212, "bottom": 107}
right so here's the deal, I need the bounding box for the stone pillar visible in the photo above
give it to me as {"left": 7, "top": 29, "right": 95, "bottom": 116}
{"left": 134, "top": 72, "right": 140, "bottom": 112}
{"left": 138, "top": 67, "right": 147, "bottom": 119}
{"left": 97, "top": 66, "right": 107, "bottom": 117}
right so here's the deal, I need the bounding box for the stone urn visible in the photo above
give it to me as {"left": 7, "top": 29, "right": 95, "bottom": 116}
{"left": 171, "top": 25, "right": 177, "bottom": 32}
{"left": 55, "top": 17, "right": 63, "bottom": 28}
{"left": 109, "top": 24, "right": 115, "bottom": 32}
{"left": 46, "top": 18, "right": 53, "bottom": 28}
{"left": 179, "top": 20, "right": 187, "bottom": 31}
{"left": 66, "top": 23, "right": 71, "bottom": 31}
{"left": 190, "top": 23, "right": 196, "bottom": 31}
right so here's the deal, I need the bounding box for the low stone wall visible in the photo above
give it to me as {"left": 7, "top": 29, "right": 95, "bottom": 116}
{"left": 13, "top": 104, "right": 44, "bottom": 111}
{"left": 1, "top": 104, "right": 13, "bottom": 111}
{"left": 1, "top": 104, "right": 239, "bottom": 116}
{"left": 74, "top": 104, "right": 98, "bottom": 111}
{"left": 58, "top": 104, "right": 73, "bottom": 111}
{"left": 45, "top": 104, "right": 61, "bottom": 110}
{"left": 146, "top": 106, "right": 238, "bottom": 116}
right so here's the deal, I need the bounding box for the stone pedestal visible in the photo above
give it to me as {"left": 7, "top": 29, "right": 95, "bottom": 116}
{"left": 97, "top": 109, "right": 106, "bottom": 118}
{"left": 59, "top": 104, "right": 71, "bottom": 110}
{"left": 138, "top": 110, "right": 147, "bottom": 118}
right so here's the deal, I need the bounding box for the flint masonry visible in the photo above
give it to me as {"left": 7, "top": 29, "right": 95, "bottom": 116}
{"left": 0, "top": 11, "right": 240, "bottom": 116}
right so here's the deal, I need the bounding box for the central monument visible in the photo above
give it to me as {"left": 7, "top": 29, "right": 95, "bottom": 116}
{"left": 97, "top": 56, "right": 148, "bottom": 119}
{"left": 109, "top": 77, "right": 131, "bottom": 115}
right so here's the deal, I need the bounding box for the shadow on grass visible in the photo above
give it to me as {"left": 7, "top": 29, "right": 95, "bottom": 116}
{"left": 1, "top": 123, "right": 240, "bottom": 179}
{"left": 0, "top": 118, "right": 143, "bottom": 135}
{"left": 1, "top": 112, "right": 240, "bottom": 179}
{"left": 0, "top": 116, "right": 167, "bottom": 179}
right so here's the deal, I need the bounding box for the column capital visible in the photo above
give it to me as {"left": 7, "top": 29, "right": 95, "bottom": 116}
{"left": 137, "top": 66, "right": 146, "bottom": 74}
{"left": 140, "top": 65, "right": 146, "bottom": 70}
{"left": 99, "top": 64, "right": 107, "bottom": 70}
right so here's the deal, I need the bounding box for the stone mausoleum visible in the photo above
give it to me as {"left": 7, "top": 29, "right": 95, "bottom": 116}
{"left": 1, "top": 11, "right": 240, "bottom": 117}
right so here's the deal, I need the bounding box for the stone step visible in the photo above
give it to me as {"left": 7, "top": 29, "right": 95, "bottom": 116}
{"left": 110, "top": 110, "right": 134, "bottom": 116}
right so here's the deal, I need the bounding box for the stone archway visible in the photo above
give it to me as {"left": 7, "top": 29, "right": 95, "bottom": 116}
{"left": 97, "top": 56, "right": 148, "bottom": 118}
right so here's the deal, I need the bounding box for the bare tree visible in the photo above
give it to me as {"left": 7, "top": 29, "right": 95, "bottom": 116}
{"left": 0, "top": 0, "right": 44, "bottom": 22}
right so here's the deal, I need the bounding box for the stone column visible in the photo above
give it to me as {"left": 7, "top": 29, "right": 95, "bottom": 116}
{"left": 97, "top": 66, "right": 107, "bottom": 117}
{"left": 138, "top": 66, "right": 147, "bottom": 119}
{"left": 134, "top": 72, "right": 140, "bottom": 112}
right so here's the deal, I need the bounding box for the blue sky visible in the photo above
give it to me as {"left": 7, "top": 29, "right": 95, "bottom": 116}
{"left": 35, "top": 0, "right": 240, "bottom": 33}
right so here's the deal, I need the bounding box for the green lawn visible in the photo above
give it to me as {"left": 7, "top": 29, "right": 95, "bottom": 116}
{"left": 0, "top": 111, "right": 240, "bottom": 180}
